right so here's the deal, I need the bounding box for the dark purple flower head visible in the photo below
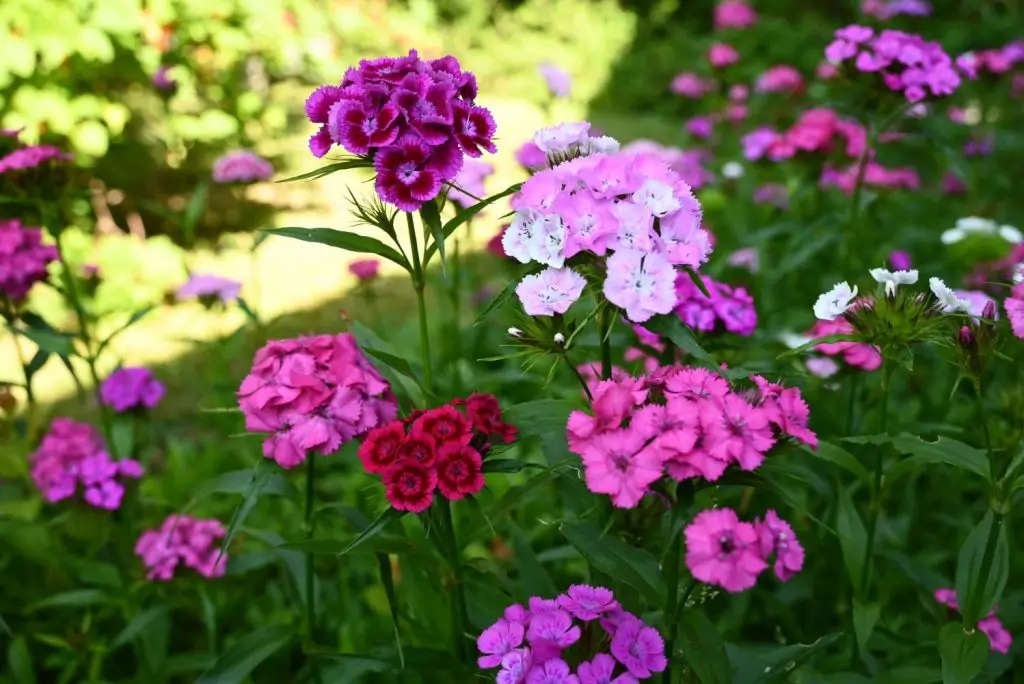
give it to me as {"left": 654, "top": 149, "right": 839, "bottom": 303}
{"left": 152, "top": 65, "right": 176, "bottom": 90}
{"left": 393, "top": 74, "right": 457, "bottom": 145}
{"left": 0, "top": 218, "right": 58, "bottom": 302}
{"left": 99, "top": 367, "right": 166, "bottom": 413}
{"left": 373, "top": 136, "right": 447, "bottom": 212}
{"left": 328, "top": 90, "right": 402, "bottom": 155}
{"left": 212, "top": 150, "right": 273, "bottom": 184}
{"left": 357, "top": 50, "right": 423, "bottom": 86}
{"left": 0, "top": 145, "right": 72, "bottom": 174}
{"left": 453, "top": 101, "right": 497, "bottom": 157}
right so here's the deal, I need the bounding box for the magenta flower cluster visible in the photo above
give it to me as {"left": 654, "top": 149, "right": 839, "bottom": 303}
{"left": 824, "top": 26, "right": 962, "bottom": 102}
{"left": 476, "top": 586, "right": 667, "bottom": 683}
{"left": 820, "top": 161, "right": 920, "bottom": 194}
{"left": 29, "top": 418, "right": 144, "bottom": 509}
{"left": 211, "top": 150, "right": 274, "bottom": 184}
{"left": 673, "top": 273, "right": 757, "bottom": 336}
{"left": 237, "top": 333, "right": 398, "bottom": 469}
{"left": 135, "top": 515, "right": 228, "bottom": 581}
{"left": 503, "top": 146, "right": 710, "bottom": 323}
{"left": 934, "top": 588, "right": 1012, "bottom": 654}
{"left": 304, "top": 50, "right": 496, "bottom": 211}
{"left": 449, "top": 158, "right": 494, "bottom": 208}
{"left": 0, "top": 144, "right": 71, "bottom": 174}
{"left": 100, "top": 367, "right": 166, "bottom": 413}
{"left": 567, "top": 366, "right": 817, "bottom": 508}
{"left": 1005, "top": 283, "right": 1024, "bottom": 339}
{"left": 0, "top": 218, "right": 58, "bottom": 303}
{"left": 685, "top": 507, "right": 804, "bottom": 592}
{"left": 807, "top": 315, "right": 883, "bottom": 371}
{"left": 956, "top": 42, "right": 1024, "bottom": 79}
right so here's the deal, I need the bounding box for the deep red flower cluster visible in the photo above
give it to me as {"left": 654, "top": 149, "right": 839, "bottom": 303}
{"left": 358, "top": 393, "right": 517, "bottom": 512}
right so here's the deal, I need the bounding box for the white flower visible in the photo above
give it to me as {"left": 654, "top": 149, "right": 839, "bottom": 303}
{"left": 508, "top": 327, "right": 523, "bottom": 337}
{"left": 870, "top": 268, "right": 918, "bottom": 296}
{"left": 998, "top": 225, "right": 1023, "bottom": 243}
{"left": 533, "top": 122, "right": 591, "bottom": 154}
{"left": 526, "top": 214, "right": 567, "bottom": 268}
{"left": 502, "top": 210, "right": 540, "bottom": 264}
{"left": 584, "top": 135, "right": 621, "bottom": 155}
{"left": 929, "top": 277, "right": 970, "bottom": 312}
{"left": 778, "top": 330, "right": 813, "bottom": 349}
{"left": 722, "top": 161, "right": 745, "bottom": 179}
{"left": 1013, "top": 263, "right": 1024, "bottom": 285}
{"left": 813, "top": 282, "right": 858, "bottom": 320}
{"left": 632, "top": 180, "right": 680, "bottom": 217}
{"left": 554, "top": 332, "right": 565, "bottom": 345}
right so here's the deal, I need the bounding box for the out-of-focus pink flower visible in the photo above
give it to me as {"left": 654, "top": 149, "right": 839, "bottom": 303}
{"left": 816, "top": 62, "right": 839, "bottom": 79}
{"left": 685, "top": 116, "right": 715, "bottom": 139}
{"left": 752, "top": 183, "right": 789, "bottom": 209}
{"left": 727, "top": 247, "right": 760, "bottom": 272}
{"left": 176, "top": 273, "right": 242, "bottom": 303}
{"left": 0, "top": 145, "right": 72, "bottom": 174}
{"left": 708, "top": 43, "right": 740, "bottom": 68}
{"left": 671, "top": 72, "right": 714, "bottom": 98}
{"left": 933, "top": 588, "right": 1012, "bottom": 654}
{"left": 135, "top": 515, "right": 228, "bottom": 581}
{"left": 942, "top": 172, "right": 967, "bottom": 194}
{"left": 515, "top": 140, "right": 548, "bottom": 172}
{"left": 714, "top": 0, "right": 758, "bottom": 30}
{"left": 152, "top": 65, "right": 176, "bottom": 90}
{"left": 889, "top": 250, "right": 912, "bottom": 271}
{"left": 0, "top": 218, "right": 58, "bottom": 302}
{"left": 539, "top": 62, "right": 572, "bottom": 98}
{"left": 100, "top": 367, "right": 165, "bottom": 413}
{"left": 755, "top": 66, "right": 804, "bottom": 93}
{"left": 211, "top": 150, "right": 273, "bottom": 183}
{"left": 820, "top": 161, "right": 919, "bottom": 193}
{"left": 349, "top": 259, "right": 381, "bottom": 282}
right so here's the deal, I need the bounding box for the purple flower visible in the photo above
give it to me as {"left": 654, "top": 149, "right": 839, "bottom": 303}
{"left": 452, "top": 101, "right": 498, "bottom": 157}
{"left": 0, "top": 218, "right": 58, "bottom": 302}
{"left": 152, "top": 65, "right": 176, "bottom": 90}
{"left": 449, "top": 159, "right": 494, "bottom": 208}
{"left": 329, "top": 86, "right": 403, "bottom": 153}
{"left": 211, "top": 150, "right": 273, "bottom": 184}
{"left": 349, "top": 259, "right": 381, "bottom": 282}
{"left": 577, "top": 653, "right": 639, "bottom": 684}
{"left": 516, "top": 267, "right": 587, "bottom": 316}
{"left": 609, "top": 614, "right": 667, "bottom": 678}
{"left": 526, "top": 658, "right": 579, "bottom": 684}
{"left": 526, "top": 608, "right": 581, "bottom": 658}
{"left": 176, "top": 273, "right": 242, "bottom": 303}
{"left": 755, "top": 509, "right": 805, "bottom": 581}
{"left": 539, "top": 63, "right": 572, "bottom": 98}
{"left": 556, "top": 585, "right": 619, "bottom": 621}
{"left": 99, "top": 367, "right": 166, "bottom": 413}
{"left": 373, "top": 136, "right": 449, "bottom": 212}
{"left": 0, "top": 145, "right": 72, "bottom": 174}
{"left": 477, "top": 618, "right": 526, "bottom": 668}
{"left": 498, "top": 649, "right": 533, "bottom": 684}
{"left": 889, "top": 250, "right": 912, "bottom": 271}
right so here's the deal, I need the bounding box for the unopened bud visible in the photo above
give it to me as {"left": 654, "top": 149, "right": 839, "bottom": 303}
{"left": 958, "top": 325, "right": 975, "bottom": 348}
{"left": 981, "top": 300, "right": 997, "bottom": 320}
{"left": 508, "top": 327, "right": 523, "bottom": 338}
{"left": 554, "top": 332, "right": 565, "bottom": 345}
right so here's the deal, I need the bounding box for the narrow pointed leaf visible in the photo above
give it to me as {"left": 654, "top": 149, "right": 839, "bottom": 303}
{"left": 419, "top": 199, "right": 447, "bottom": 278}
{"left": 337, "top": 507, "right": 406, "bottom": 557}
{"left": 377, "top": 553, "right": 405, "bottom": 669}
{"left": 96, "top": 306, "right": 154, "bottom": 357}
{"left": 196, "top": 625, "right": 294, "bottom": 684}
{"left": 954, "top": 511, "right": 1009, "bottom": 624}
{"left": 474, "top": 277, "right": 518, "bottom": 325}
{"left": 425, "top": 182, "right": 521, "bottom": 265}
{"left": 110, "top": 606, "right": 171, "bottom": 650}
{"left": 836, "top": 487, "right": 867, "bottom": 594}
{"left": 181, "top": 180, "right": 209, "bottom": 243}
{"left": 676, "top": 609, "right": 732, "bottom": 684}
{"left": 645, "top": 314, "right": 717, "bottom": 367}
{"left": 728, "top": 633, "right": 841, "bottom": 684}
{"left": 264, "top": 227, "right": 410, "bottom": 272}
{"left": 560, "top": 521, "right": 665, "bottom": 604}
{"left": 275, "top": 158, "right": 373, "bottom": 183}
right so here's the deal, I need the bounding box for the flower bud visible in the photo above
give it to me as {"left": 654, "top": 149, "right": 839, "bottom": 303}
{"left": 554, "top": 332, "right": 565, "bottom": 345}
{"left": 508, "top": 327, "right": 523, "bottom": 338}
{"left": 981, "top": 300, "right": 997, "bottom": 320}
{"left": 958, "top": 325, "right": 975, "bottom": 349}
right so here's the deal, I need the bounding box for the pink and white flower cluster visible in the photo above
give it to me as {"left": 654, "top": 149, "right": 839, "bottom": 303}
{"left": 824, "top": 26, "right": 962, "bottom": 102}
{"left": 135, "top": 515, "right": 228, "bottom": 581}
{"left": 503, "top": 143, "right": 710, "bottom": 323}
{"left": 685, "top": 507, "right": 805, "bottom": 592}
{"left": 476, "top": 586, "right": 667, "bottom": 683}
{"left": 673, "top": 272, "right": 757, "bottom": 336}
{"left": 566, "top": 366, "right": 817, "bottom": 508}
{"left": 0, "top": 218, "right": 58, "bottom": 303}
{"left": 29, "top": 418, "right": 144, "bottom": 510}
{"left": 237, "top": 333, "right": 398, "bottom": 469}
{"left": 305, "top": 50, "right": 495, "bottom": 211}
{"left": 620, "top": 140, "right": 714, "bottom": 190}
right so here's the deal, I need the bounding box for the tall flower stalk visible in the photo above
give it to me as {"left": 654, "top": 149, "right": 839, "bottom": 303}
{"left": 859, "top": 358, "right": 892, "bottom": 595}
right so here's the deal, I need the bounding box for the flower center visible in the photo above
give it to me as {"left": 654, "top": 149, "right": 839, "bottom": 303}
{"left": 718, "top": 533, "right": 736, "bottom": 557}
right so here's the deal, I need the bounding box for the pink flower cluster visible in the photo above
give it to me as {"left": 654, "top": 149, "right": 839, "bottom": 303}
{"left": 305, "top": 50, "right": 495, "bottom": 211}
{"left": 476, "top": 586, "right": 667, "bottom": 683}
{"left": 755, "top": 65, "right": 805, "bottom": 94}
{"left": 753, "top": 183, "right": 789, "bottom": 209}
{"left": 742, "top": 109, "right": 866, "bottom": 162}
{"left": 621, "top": 140, "right": 714, "bottom": 190}
{"left": 29, "top": 418, "right": 144, "bottom": 509}
{"left": 934, "top": 588, "right": 1012, "bottom": 654}
{"left": 1004, "top": 283, "right": 1024, "bottom": 339}
{"left": 135, "top": 515, "right": 228, "bottom": 581}
{"left": 820, "top": 161, "right": 920, "bottom": 194}
{"left": 566, "top": 366, "right": 817, "bottom": 508}
{"left": 708, "top": 43, "right": 740, "bottom": 69}
{"left": 503, "top": 148, "right": 709, "bottom": 323}
{"left": 0, "top": 144, "right": 71, "bottom": 174}
{"left": 966, "top": 244, "right": 1024, "bottom": 293}
{"left": 0, "top": 218, "right": 58, "bottom": 302}
{"left": 357, "top": 394, "right": 516, "bottom": 512}
{"left": 674, "top": 273, "right": 757, "bottom": 336}
{"left": 237, "top": 333, "right": 398, "bottom": 469}
{"left": 100, "top": 367, "right": 166, "bottom": 413}
{"left": 714, "top": 0, "right": 757, "bottom": 30}
{"left": 670, "top": 72, "right": 715, "bottom": 99}
{"left": 211, "top": 150, "right": 274, "bottom": 184}
{"left": 956, "top": 42, "right": 1024, "bottom": 79}
{"left": 861, "top": 0, "right": 932, "bottom": 19}
{"left": 824, "top": 26, "right": 961, "bottom": 102}
{"left": 176, "top": 273, "right": 242, "bottom": 303}
{"left": 686, "top": 507, "right": 804, "bottom": 592}
{"left": 807, "top": 317, "right": 883, "bottom": 371}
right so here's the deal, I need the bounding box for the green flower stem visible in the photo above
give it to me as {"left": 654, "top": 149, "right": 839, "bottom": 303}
{"left": 406, "top": 212, "right": 433, "bottom": 395}
{"left": 598, "top": 307, "right": 613, "bottom": 381}
{"left": 439, "top": 498, "right": 468, "bottom": 662}
{"left": 662, "top": 485, "right": 690, "bottom": 684}
{"left": 304, "top": 452, "right": 323, "bottom": 683}
{"left": 10, "top": 320, "right": 36, "bottom": 406}
{"left": 859, "top": 360, "right": 893, "bottom": 595}
{"left": 971, "top": 380, "right": 1002, "bottom": 626}
{"left": 567, "top": 357, "right": 595, "bottom": 402}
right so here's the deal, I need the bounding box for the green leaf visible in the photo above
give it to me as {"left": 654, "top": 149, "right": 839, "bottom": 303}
{"left": 953, "top": 511, "right": 1009, "bottom": 624}
{"left": 560, "top": 521, "right": 665, "bottom": 604}
{"left": 111, "top": 416, "right": 134, "bottom": 459}
{"left": 11, "top": 313, "right": 77, "bottom": 357}
{"left": 482, "top": 459, "right": 543, "bottom": 474}
{"left": 181, "top": 180, "right": 209, "bottom": 243}
{"left": 27, "top": 589, "right": 111, "bottom": 611}
{"left": 509, "top": 524, "right": 557, "bottom": 599}
{"left": 419, "top": 199, "right": 447, "bottom": 278}
{"left": 682, "top": 265, "right": 712, "bottom": 298}
{"left": 875, "top": 667, "right": 942, "bottom": 683}
{"left": 192, "top": 468, "right": 301, "bottom": 505}
{"left": 425, "top": 182, "right": 522, "bottom": 266}
{"left": 811, "top": 442, "right": 871, "bottom": 484}
{"left": 852, "top": 600, "right": 881, "bottom": 653}
{"left": 644, "top": 315, "right": 717, "bottom": 368}
{"left": 882, "top": 434, "right": 990, "bottom": 485}
{"left": 264, "top": 227, "right": 410, "bottom": 272}
{"left": 465, "top": 469, "right": 558, "bottom": 543}
{"left": 110, "top": 606, "right": 171, "bottom": 650}
{"left": 474, "top": 277, "right": 518, "bottom": 326}
{"left": 0, "top": 613, "right": 11, "bottom": 635}
{"left": 196, "top": 625, "right": 294, "bottom": 684}
{"left": 216, "top": 462, "right": 281, "bottom": 562}
{"left": 337, "top": 507, "right": 406, "bottom": 557}
{"left": 275, "top": 158, "right": 372, "bottom": 183}
{"left": 23, "top": 348, "right": 51, "bottom": 383}
{"left": 835, "top": 487, "right": 867, "bottom": 595}
{"left": 7, "top": 635, "right": 35, "bottom": 684}
{"left": 377, "top": 553, "right": 405, "bottom": 669}
{"left": 504, "top": 399, "right": 576, "bottom": 465}
{"left": 96, "top": 307, "right": 154, "bottom": 357}
{"left": 728, "top": 633, "right": 842, "bottom": 684}
{"left": 677, "top": 609, "right": 732, "bottom": 684}
{"left": 938, "top": 623, "right": 989, "bottom": 684}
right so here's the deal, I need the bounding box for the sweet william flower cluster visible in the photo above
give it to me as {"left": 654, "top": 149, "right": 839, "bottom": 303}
{"left": 0, "top": 218, "right": 58, "bottom": 303}
{"left": 567, "top": 366, "right": 817, "bottom": 508}
{"left": 672, "top": 272, "right": 757, "bottom": 336}
{"left": 476, "top": 586, "right": 667, "bottom": 683}
{"left": 135, "top": 515, "right": 228, "bottom": 581}
{"left": 305, "top": 50, "right": 495, "bottom": 211}
{"left": 100, "top": 367, "right": 166, "bottom": 413}
{"left": 29, "top": 419, "right": 144, "bottom": 510}
{"left": 504, "top": 126, "right": 710, "bottom": 323}
{"left": 237, "top": 333, "right": 398, "bottom": 469}
{"left": 358, "top": 394, "right": 516, "bottom": 512}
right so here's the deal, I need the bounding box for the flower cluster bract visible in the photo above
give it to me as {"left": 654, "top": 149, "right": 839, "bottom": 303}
{"left": 567, "top": 366, "right": 817, "bottom": 508}
{"left": 305, "top": 50, "right": 496, "bottom": 211}
{"left": 358, "top": 394, "right": 516, "bottom": 512}
{"left": 685, "top": 507, "right": 805, "bottom": 592}
{"left": 0, "top": 218, "right": 58, "bottom": 303}
{"left": 237, "top": 333, "right": 399, "bottom": 469}
{"left": 476, "top": 585, "right": 667, "bottom": 683}
{"left": 135, "top": 515, "right": 228, "bottom": 581}
{"left": 100, "top": 367, "right": 166, "bottom": 413}
{"left": 504, "top": 145, "right": 710, "bottom": 323}
{"left": 29, "top": 418, "right": 144, "bottom": 509}
{"left": 211, "top": 150, "right": 274, "bottom": 184}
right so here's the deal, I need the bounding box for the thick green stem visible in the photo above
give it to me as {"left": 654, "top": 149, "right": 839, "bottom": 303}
{"left": 859, "top": 361, "right": 892, "bottom": 595}
{"left": 11, "top": 324, "right": 36, "bottom": 406}
{"left": 304, "top": 453, "right": 322, "bottom": 683}
{"left": 598, "top": 307, "right": 613, "bottom": 381}
{"left": 439, "top": 498, "right": 468, "bottom": 662}
{"left": 406, "top": 213, "right": 433, "bottom": 395}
